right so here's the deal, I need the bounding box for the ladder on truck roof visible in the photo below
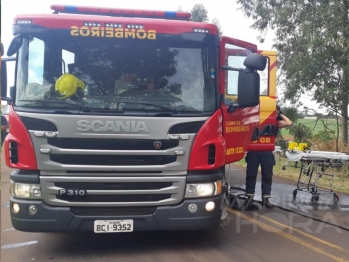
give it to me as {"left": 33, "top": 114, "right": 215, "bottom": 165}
{"left": 51, "top": 4, "right": 192, "bottom": 21}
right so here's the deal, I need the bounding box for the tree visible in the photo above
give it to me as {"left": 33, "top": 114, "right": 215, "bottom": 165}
{"left": 212, "top": 17, "right": 223, "bottom": 39}
{"left": 236, "top": 0, "right": 349, "bottom": 145}
{"left": 191, "top": 4, "right": 209, "bottom": 22}
{"left": 191, "top": 4, "right": 223, "bottom": 38}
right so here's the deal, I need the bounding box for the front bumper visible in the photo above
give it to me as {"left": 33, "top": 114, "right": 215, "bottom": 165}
{"left": 10, "top": 195, "right": 223, "bottom": 232}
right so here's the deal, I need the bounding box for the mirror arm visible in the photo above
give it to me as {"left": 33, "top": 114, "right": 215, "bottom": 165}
{"left": 222, "top": 65, "right": 243, "bottom": 72}
{"left": 227, "top": 103, "right": 241, "bottom": 113}
{"left": 1, "top": 97, "right": 13, "bottom": 103}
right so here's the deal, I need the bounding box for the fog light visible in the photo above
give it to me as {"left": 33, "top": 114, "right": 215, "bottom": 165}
{"left": 28, "top": 205, "right": 37, "bottom": 215}
{"left": 188, "top": 203, "right": 198, "bottom": 213}
{"left": 12, "top": 203, "right": 20, "bottom": 214}
{"left": 205, "top": 201, "right": 215, "bottom": 212}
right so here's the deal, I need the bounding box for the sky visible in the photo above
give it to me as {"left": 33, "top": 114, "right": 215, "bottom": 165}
{"left": 1, "top": 0, "right": 276, "bottom": 51}
{"left": 0, "top": 0, "right": 321, "bottom": 112}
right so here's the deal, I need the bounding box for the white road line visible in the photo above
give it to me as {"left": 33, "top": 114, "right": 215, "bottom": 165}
{"left": 2, "top": 241, "right": 38, "bottom": 249}
{"left": 2, "top": 228, "right": 15, "bottom": 232}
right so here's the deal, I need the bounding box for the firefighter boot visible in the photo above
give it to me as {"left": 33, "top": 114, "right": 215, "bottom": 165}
{"left": 262, "top": 197, "right": 274, "bottom": 208}
{"left": 243, "top": 194, "right": 259, "bottom": 210}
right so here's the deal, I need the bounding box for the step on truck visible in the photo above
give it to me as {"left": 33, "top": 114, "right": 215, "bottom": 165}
{"left": 1, "top": 4, "right": 269, "bottom": 233}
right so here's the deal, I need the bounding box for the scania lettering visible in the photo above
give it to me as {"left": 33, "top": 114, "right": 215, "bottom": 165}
{"left": 1, "top": 4, "right": 269, "bottom": 233}
{"left": 77, "top": 120, "right": 149, "bottom": 133}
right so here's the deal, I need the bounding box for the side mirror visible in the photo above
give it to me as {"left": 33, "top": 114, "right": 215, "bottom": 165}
{"left": 1, "top": 60, "right": 8, "bottom": 99}
{"left": 223, "top": 53, "right": 267, "bottom": 111}
{"left": 244, "top": 53, "right": 267, "bottom": 71}
{"left": 10, "top": 86, "right": 16, "bottom": 103}
{"left": 238, "top": 53, "right": 267, "bottom": 107}
{"left": 7, "top": 35, "right": 23, "bottom": 56}
{"left": 236, "top": 70, "right": 260, "bottom": 107}
{"left": 1, "top": 57, "right": 16, "bottom": 101}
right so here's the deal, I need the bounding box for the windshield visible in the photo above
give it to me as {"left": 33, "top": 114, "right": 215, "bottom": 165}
{"left": 15, "top": 33, "right": 217, "bottom": 115}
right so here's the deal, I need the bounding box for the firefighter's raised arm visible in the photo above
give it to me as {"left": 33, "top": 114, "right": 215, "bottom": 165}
{"left": 276, "top": 106, "right": 293, "bottom": 128}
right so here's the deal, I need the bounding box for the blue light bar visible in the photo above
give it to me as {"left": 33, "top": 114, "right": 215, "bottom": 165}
{"left": 64, "top": 5, "right": 78, "bottom": 12}
{"left": 164, "top": 11, "right": 176, "bottom": 17}
{"left": 51, "top": 5, "right": 192, "bottom": 21}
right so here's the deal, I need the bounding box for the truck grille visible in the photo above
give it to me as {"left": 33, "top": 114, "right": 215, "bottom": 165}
{"left": 57, "top": 194, "right": 171, "bottom": 202}
{"left": 55, "top": 182, "right": 172, "bottom": 190}
{"left": 47, "top": 138, "right": 179, "bottom": 150}
{"left": 50, "top": 155, "right": 177, "bottom": 165}
{"left": 40, "top": 175, "right": 186, "bottom": 207}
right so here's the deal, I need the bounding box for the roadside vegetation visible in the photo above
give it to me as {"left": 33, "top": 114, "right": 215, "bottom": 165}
{"left": 236, "top": 112, "right": 349, "bottom": 194}
{"left": 236, "top": 156, "right": 349, "bottom": 195}
{"left": 233, "top": 0, "right": 349, "bottom": 194}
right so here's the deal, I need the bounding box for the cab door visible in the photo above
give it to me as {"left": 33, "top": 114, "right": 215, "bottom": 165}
{"left": 248, "top": 50, "right": 277, "bottom": 152}
{"left": 220, "top": 37, "right": 260, "bottom": 164}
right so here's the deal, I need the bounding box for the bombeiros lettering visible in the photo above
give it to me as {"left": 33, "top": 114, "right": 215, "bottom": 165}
{"left": 70, "top": 26, "right": 157, "bottom": 40}
{"left": 77, "top": 120, "right": 149, "bottom": 133}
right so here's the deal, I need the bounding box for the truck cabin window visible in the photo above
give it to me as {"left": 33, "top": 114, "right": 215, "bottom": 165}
{"left": 15, "top": 34, "right": 217, "bottom": 114}
{"left": 225, "top": 44, "right": 253, "bottom": 102}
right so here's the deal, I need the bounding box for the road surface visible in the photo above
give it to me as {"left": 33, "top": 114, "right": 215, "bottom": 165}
{"left": 1, "top": 156, "right": 348, "bottom": 261}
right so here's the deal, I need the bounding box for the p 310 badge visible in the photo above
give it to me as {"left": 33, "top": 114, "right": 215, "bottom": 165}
{"left": 58, "top": 189, "right": 86, "bottom": 196}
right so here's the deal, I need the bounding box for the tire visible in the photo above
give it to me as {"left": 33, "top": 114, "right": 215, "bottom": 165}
{"left": 334, "top": 194, "right": 339, "bottom": 202}
{"left": 293, "top": 189, "right": 297, "bottom": 199}
{"left": 311, "top": 196, "right": 319, "bottom": 203}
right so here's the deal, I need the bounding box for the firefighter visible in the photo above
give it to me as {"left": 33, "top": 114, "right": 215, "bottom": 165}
{"left": 243, "top": 105, "right": 293, "bottom": 210}
{"left": 44, "top": 73, "right": 85, "bottom": 100}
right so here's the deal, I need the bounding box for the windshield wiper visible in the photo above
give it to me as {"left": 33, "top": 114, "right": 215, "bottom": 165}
{"left": 19, "top": 99, "right": 94, "bottom": 112}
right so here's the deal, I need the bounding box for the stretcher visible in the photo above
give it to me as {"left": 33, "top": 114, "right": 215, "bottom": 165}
{"left": 282, "top": 148, "right": 349, "bottom": 203}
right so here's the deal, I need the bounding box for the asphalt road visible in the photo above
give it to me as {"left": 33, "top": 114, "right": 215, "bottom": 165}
{"left": 1, "top": 156, "right": 349, "bottom": 262}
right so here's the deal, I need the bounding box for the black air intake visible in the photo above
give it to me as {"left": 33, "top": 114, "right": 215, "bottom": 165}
{"left": 208, "top": 145, "right": 216, "bottom": 165}
{"left": 57, "top": 194, "right": 171, "bottom": 202}
{"left": 9, "top": 142, "right": 19, "bottom": 164}
{"left": 50, "top": 155, "right": 176, "bottom": 166}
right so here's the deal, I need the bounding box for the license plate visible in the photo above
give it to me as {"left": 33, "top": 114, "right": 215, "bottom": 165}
{"left": 94, "top": 220, "right": 133, "bottom": 233}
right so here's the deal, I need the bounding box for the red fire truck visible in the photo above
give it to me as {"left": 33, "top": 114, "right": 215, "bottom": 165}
{"left": 1, "top": 4, "right": 271, "bottom": 233}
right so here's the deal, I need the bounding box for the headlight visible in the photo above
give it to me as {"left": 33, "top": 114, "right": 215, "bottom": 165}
{"left": 10, "top": 180, "right": 42, "bottom": 199}
{"left": 185, "top": 180, "right": 223, "bottom": 198}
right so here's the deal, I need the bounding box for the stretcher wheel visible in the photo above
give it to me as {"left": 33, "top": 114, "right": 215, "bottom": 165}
{"left": 311, "top": 196, "right": 319, "bottom": 203}
{"left": 282, "top": 165, "right": 287, "bottom": 170}
{"left": 333, "top": 193, "right": 339, "bottom": 202}
{"left": 293, "top": 189, "right": 297, "bottom": 199}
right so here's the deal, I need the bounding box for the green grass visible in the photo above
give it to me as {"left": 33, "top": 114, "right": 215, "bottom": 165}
{"left": 281, "top": 118, "right": 346, "bottom": 137}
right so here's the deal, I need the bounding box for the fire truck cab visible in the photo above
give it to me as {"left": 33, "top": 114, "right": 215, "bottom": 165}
{"left": 1, "top": 5, "right": 268, "bottom": 233}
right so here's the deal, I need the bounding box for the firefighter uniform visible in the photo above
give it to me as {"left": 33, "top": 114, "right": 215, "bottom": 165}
{"left": 244, "top": 121, "right": 281, "bottom": 209}
{"left": 245, "top": 151, "right": 276, "bottom": 198}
